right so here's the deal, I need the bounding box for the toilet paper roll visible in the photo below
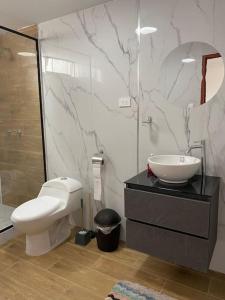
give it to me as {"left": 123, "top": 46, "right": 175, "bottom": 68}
{"left": 93, "top": 163, "right": 102, "bottom": 201}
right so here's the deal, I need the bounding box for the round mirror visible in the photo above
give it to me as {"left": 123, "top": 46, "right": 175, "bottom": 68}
{"left": 160, "top": 42, "right": 224, "bottom": 108}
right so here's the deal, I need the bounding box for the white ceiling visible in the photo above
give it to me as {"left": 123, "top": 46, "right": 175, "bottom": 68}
{"left": 0, "top": 0, "right": 110, "bottom": 29}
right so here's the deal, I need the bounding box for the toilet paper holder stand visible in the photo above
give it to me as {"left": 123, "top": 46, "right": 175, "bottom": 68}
{"left": 92, "top": 150, "right": 104, "bottom": 165}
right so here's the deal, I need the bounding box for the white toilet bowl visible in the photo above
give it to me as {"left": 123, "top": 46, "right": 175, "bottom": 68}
{"left": 11, "top": 177, "right": 82, "bottom": 256}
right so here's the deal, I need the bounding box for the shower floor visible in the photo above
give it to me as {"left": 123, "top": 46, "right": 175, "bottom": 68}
{"left": 0, "top": 204, "right": 14, "bottom": 232}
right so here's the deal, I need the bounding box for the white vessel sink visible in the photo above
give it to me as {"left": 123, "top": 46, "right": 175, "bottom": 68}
{"left": 148, "top": 155, "right": 201, "bottom": 184}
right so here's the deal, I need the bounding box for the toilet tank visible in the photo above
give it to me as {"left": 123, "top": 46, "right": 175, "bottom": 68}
{"left": 38, "top": 177, "right": 82, "bottom": 208}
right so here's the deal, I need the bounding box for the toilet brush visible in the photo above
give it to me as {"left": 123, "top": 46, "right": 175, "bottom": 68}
{"left": 75, "top": 198, "right": 95, "bottom": 246}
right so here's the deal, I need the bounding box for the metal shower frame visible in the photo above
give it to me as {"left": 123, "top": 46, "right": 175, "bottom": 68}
{"left": 0, "top": 25, "right": 47, "bottom": 181}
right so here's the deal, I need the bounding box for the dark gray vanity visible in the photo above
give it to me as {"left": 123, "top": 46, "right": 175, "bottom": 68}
{"left": 125, "top": 171, "right": 220, "bottom": 272}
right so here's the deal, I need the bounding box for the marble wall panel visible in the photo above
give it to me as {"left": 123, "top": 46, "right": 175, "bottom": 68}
{"left": 139, "top": 0, "right": 225, "bottom": 272}
{"left": 40, "top": 0, "right": 225, "bottom": 272}
{"left": 39, "top": 0, "right": 138, "bottom": 236}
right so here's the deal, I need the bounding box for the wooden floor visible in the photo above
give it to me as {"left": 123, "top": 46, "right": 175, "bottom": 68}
{"left": 0, "top": 234, "right": 225, "bottom": 300}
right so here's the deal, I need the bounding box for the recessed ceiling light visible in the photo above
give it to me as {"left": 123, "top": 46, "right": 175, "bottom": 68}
{"left": 135, "top": 27, "right": 158, "bottom": 35}
{"left": 182, "top": 58, "right": 196, "bottom": 63}
{"left": 17, "top": 52, "right": 36, "bottom": 57}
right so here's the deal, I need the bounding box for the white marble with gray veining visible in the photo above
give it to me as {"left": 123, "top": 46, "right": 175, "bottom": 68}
{"left": 139, "top": 0, "right": 225, "bottom": 273}
{"left": 40, "top": 0, "right": 225, "bottom": 272}
{"left": 39, "top": 0, "right": 138, "bottom": 238}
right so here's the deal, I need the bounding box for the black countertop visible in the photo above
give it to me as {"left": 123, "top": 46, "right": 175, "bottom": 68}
{"left": 125, "top": 170, "right": 220, "bottom": 201}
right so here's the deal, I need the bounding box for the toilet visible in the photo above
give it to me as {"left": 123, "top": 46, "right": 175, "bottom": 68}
{"left": 11, "top": 177, "right": 82, "bottom": 256}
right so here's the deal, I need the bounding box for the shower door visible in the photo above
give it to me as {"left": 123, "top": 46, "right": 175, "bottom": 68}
{"left": 0, "top": 26, "right": 46, "bottom": 232}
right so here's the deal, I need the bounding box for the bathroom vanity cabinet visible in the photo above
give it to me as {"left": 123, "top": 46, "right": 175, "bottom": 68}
{"left": 125, "top": 171, "right": 220, "bottom": 272}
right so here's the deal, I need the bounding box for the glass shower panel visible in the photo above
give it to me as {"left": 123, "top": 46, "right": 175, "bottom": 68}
{"left": 0, "top": 28, "right": 45, "bottom": 231}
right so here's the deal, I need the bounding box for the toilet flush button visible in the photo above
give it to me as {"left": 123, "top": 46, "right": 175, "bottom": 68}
{"left": 60, "top": 177, "right": 68, "bottom": 180}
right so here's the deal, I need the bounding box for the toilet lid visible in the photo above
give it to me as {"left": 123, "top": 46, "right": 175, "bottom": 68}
{"left": 11, "top": 196, "right": 61, "bottom": 221}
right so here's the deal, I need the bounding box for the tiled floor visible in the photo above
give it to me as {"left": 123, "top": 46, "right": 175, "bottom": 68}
{"left": 0, "top": 233, "right": 225, "bottom": 299}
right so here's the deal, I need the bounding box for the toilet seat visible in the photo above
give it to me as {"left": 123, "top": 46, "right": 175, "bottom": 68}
{"left": 11, "top": 196, "right": 60, "bottom": 222}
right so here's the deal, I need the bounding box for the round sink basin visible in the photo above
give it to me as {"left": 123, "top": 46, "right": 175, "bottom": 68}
{"left": 148, "top": 155, "right": 201, "bottom": 184}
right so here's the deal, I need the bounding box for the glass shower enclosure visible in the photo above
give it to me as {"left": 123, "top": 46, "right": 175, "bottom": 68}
{"left": 0, "top": 26, "right": 46, "bottom": 236}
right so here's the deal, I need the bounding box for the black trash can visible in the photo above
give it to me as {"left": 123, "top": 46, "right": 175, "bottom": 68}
{"left": 94, "top": 208, "right": 121, "bottom": 252}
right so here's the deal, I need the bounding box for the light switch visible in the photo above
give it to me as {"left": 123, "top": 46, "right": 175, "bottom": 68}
{"left": 118, "top": 97, "right": 131, "bottom": 108}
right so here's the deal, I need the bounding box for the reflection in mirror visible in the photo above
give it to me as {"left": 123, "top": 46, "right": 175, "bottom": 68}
{"left": 160, "top": 42, "right": 224, "bottom": 108}
{"left": 201, "top": 53, "right": 224, "bottom": 104}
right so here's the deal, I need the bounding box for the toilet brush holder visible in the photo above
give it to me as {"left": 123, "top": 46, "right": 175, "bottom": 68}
{"left": 75, "top": 198, "right": 96, "bottom": 246}
{"left": 75, "top": 230, "right": 91, "bottom": 246}
{"left": 75, "top": 229, "right": 96, "bottom": 246}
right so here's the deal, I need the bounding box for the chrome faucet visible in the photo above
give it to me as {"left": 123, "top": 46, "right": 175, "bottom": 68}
{"left": 186, "top": 140, "right": 206, "bottom": 177}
